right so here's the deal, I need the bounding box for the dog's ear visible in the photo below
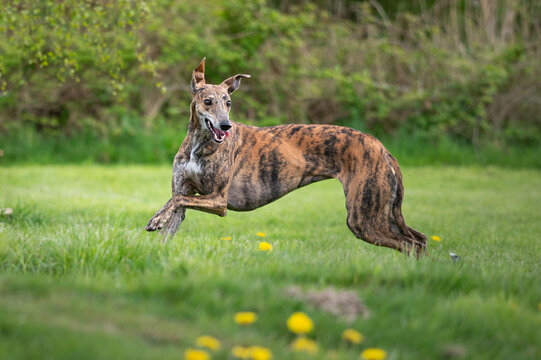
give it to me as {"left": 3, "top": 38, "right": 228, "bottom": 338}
{"left": 191, "top": 58, "right": 206, "bottom": 94}
{"left": 220, "top": 74, "right": 251, "bottom": 94}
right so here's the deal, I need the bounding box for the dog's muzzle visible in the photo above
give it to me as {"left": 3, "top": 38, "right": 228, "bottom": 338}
{"left": 205, "top": 118, "right": 230, "bottom": 143}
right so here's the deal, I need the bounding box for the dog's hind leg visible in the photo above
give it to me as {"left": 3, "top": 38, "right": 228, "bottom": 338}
{"left": 341, "top": 154, "right": 426, "bottom": 255}
{"left": 387, "top": 154, "right": 427, "bottom": 255}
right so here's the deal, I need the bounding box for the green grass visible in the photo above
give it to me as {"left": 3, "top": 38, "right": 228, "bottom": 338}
{"left": 0, "top": 165, "right": 540, "bottom": 359}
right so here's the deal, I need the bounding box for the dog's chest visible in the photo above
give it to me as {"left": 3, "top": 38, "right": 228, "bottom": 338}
{"left": 182, "top": 143, "right": 205, "bottom": 187}
{"left": 184, "top": 157, "right": 202, "bottom": 181}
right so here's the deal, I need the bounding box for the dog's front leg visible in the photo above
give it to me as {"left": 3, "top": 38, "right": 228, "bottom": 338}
{"left": 172, "top": 193, "right": 228, "bottom": 216}
{"left": 160, "top": 163, "right": 192, "bottom": 242}
{"left": 145, "top": 177, "right": 193, "bottom": 238}
{"left": 145, "top": 193, "right": 227, "bottom": 232}
{"left": 145, "top": 197, "right": 177, "bottom": 232}
{"left": 161, "top": 206, "right": 186, "bottom": 242}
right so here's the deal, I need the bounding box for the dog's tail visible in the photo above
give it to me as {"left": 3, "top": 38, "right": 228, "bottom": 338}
{"left": 161, "top": 210, "right": 185, "bottom": 243}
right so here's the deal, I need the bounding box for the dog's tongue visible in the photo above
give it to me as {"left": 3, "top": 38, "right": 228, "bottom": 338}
{"left": 213, "top": 127, "right": 229, "bottom": 141}
{"left": 219, "top": 129, "right": 230, "bottom": 138}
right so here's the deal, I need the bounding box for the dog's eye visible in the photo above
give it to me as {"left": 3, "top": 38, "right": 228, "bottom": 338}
{"left": 204, "top": 99, "right": 212, "bottom": 106}
{"left": 226, "top": 100, "right": 231, "bottom": 107}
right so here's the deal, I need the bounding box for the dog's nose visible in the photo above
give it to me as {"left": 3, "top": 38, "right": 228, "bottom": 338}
{"left": 219, "top": 122, "right": 232, "bottom": 131}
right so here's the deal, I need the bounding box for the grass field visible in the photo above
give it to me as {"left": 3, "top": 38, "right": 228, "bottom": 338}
{"left": 0, "top": 165, "right": 540, "bottom": 359}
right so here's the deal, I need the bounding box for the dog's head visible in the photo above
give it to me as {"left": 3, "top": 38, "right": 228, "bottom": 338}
{"left": 190, "top": 58, "right": 250, "bottom": 143}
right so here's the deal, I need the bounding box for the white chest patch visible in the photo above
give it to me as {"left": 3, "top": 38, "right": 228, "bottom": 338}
{"left": 184, "top": 158, "right": 202, "bottom": 181}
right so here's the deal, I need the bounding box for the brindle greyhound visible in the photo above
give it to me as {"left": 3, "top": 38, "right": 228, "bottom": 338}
{"left": 146, "top": 58, "right": 427, "bottom": 255}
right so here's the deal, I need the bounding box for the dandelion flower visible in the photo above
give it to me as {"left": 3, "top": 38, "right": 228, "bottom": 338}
{"left": 232, "top": 346, "right": 251, "bottom": 359}
{"left": 431, "top": 235, "right": 441, "bottom": 242}
{"left": 184, "top": 348, "right": 209, "bottom": 360}
{"left": 249, "top": 346, "right": 273, "bottom": 360}
{"left": 256, "top": 232, "right": 266, "bottom": 237}
{"left": 220, "top": 236, "right": 232, "bottom": 241}
{"left": 342, "top": 328, "right": 364, "bottom": 344}
{"left": 195, "top": 335, "right": 220, "bottom": 351}
{"left": 291, "top": 336, "right": 318, "bottom": 354}
{"left": 259, "top": 241, "right": 273, "bottom": 252}
{"left": 360, "top": 348, "right": 387, "bottom": 360}
{"left": 234, "top": 311, "right": 257, "bottom": 325}
{"left": 287, "top": 312, "right": 314, "bottom": 334}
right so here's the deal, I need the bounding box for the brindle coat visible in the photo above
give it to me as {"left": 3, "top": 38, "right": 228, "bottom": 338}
{"left": 146, "top": 59, "right": 427, "bottom": 255}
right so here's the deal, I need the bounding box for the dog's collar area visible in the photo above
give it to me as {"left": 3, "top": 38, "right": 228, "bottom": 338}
{"left": 205, "top": 118, "right": 229, "bottom": 143}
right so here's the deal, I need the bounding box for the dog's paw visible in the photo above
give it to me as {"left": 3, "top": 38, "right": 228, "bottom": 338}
{"left": 145, "top": 213, "right": 168, "bottom": 232}
{"left": 145, "top": 200, "right": 176, "bottom": 232}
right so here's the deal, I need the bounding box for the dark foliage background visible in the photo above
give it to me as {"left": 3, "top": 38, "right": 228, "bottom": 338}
{"left": 1, "top": 0, "right": 540, "bottom": 164}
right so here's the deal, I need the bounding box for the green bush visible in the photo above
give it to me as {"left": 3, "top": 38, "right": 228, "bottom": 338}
{"left": 1, "top": 0, "right": 540, "bottom": 149}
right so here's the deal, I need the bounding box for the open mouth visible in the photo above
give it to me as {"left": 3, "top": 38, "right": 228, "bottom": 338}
{"left": 205, "top": 119, "right": 229, "bottom": 143}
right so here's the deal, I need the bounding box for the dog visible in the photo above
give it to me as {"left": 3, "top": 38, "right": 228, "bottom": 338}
{"left": 146, "top": 58, "right": 426, "bottom": 255}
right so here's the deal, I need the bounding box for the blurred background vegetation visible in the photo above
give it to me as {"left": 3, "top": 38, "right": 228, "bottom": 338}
{"left": 1, "top": 0, "right": 540, "bottom": 165}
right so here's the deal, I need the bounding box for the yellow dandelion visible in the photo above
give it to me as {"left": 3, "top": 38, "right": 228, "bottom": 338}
{"left": 220, "top": 236, "right": 232, "bottom": 241}
{"left": 342, "top": 328, "right": 364, "bottom": 344}
{"left": 360, "top": 348, "right": 387, "bottom": 360}
{"left": 195, "top": 335, "right": 220, "bottom": 351}
{"left": 538, "top": 302, "right": 541, "bottom": 311}
{"left": 234, "top": 311, "right": 257, "bottom": 325}
{"left": 259, "top": 241, "right": 273, "bottom": 252}
{"left": 249, "top": 346, "right": 273, "bottom": 360}
{"left": 291, "top": 336, "right": 318, "bottom": 354}
{"left": 232, "top": 345, "right": 251, "bottom": 359}
{"left": 287, "top": 312, "right": 314, "bottom": 334}
{"left": 184, "top": 348, "right": 209, "bottom": 360}
{"left": 256, "top": 232, "right": 266, "bottom": 237}
{"left": 431, "top": 235, "right": 441, "bottom": 242}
